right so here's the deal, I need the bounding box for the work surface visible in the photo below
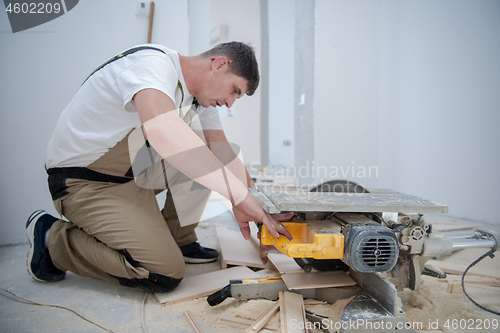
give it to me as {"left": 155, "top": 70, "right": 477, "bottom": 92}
{"left": 1, "top": 205, "right": 499, "bottom": 332}
{"left": 251, "top": 187, "right": 449, "bottom": 214}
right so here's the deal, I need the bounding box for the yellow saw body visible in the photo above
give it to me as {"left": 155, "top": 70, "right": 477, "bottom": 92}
{"left": 260, "top": 221, "right": 345, "bottom": 259}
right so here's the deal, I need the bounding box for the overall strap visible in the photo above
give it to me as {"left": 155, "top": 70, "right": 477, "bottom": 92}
{"left": 81, "top": 45, "right": 187, "bottom": 119}
{"left": 81, "top": 46, "right": 167, "bottom": 86}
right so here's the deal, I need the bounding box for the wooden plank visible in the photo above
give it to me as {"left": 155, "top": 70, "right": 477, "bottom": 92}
{"left": 267, "top": 251, "right": 303, "bottom": 274}
{"left": 428, "top": 259, "right": 500, "bottom": 280}
{"left": 246, "top": 302, "right": 280, "bottom": 333}
{"left": 249, "top": 221, "right": 260, "bottom": 246}
{"left": 220, "top": 316, "right": 255, "bottom": 327}
{"left": 221, "top": 317, "right": 279, "bottom": 332}
{"left": 184, "top": 311, "right": 204, "bottom": 333}
{"left": 281, "top": 270, "right": 356, "bottom": 290}
{"left": 219, "top": 321, "right": 250, "bottom": 330}
{"left": 445, "top": 274, "right": 500, "bottom": 294}
{"left": 215, "top": 224, "right": 271, "bottom": 269}
{"left": 255, "top": 268, "right": 281, "bottom": 278}
{"left": 279, "top": 291, "right": 306, "bottom": 333}
{"left": 155, "top": 266, "right": 259, "bottom": 305}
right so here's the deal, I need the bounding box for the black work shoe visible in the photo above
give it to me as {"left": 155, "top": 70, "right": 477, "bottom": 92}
{"left": 180, "top": 242, "right": 219, "bottom": 264}
{"left": 26, "top": 210, "right": 66, "bottom": 282}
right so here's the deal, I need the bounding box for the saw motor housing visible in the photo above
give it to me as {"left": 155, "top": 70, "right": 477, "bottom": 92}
{"left": 342, "top": 221, "right": 398, "bottom": 273}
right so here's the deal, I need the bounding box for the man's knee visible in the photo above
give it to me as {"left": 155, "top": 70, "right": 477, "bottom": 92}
{"left": 112, "top": 272, "right": 183, "bottom": 293}
{"left": 120, "top": 248, "right": 186, "bottom": 292}
{"left": 137, "top": 248, "right": 186, "bottom": 280}
{"left": 149, "top": 272, "right": 183, "bottom": 292}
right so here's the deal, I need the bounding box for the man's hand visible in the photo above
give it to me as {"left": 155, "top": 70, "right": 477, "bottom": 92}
{"left": 233, "top": 193, "right": 293, "bottom": 242}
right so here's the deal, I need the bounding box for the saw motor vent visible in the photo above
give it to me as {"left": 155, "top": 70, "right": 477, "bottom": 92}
{"left": 361, "top": 237, "right": 398, "bottom": 269}
{"left": 342, "top": 223, "right": 398, "bottom": 273}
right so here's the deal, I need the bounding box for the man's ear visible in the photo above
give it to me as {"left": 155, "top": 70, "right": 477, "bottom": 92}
{"left": 211, "top": 56, "right": 230, "bottom": 71}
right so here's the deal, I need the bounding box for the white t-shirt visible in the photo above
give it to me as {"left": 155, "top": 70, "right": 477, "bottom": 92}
{"left": 45, "top": 44, "right": 222, "bottom": 169}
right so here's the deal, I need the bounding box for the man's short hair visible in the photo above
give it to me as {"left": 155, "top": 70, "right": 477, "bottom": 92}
{"left": 202, "top": 42, "right": 260, "bottom": 96}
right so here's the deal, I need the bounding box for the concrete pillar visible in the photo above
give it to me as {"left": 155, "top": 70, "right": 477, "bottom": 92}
{"left": 294, "top": 0, "right": 315, "bottom": 186}
{"left": 260, "top": 0, "right": 269, "bottom": 166}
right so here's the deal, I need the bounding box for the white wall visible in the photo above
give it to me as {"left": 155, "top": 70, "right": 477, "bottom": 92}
{"left": 188, "top": 0, "right": 210, "bottom": 55}
{"left": 378, "top": 0, "right": 500, "bottom": 223}
{"left": 268, "top": 0, "right": 294, "bottom": 166}
{"left": 0, "top": 0, "right": 190, "bottom": 245}
{"left": 211, "top": 0, "right": 261, "bottom": 166}
{"left": 312, "top": 0, "right": 500, "bottom": 224}
{"left": 314, "top": 0, "right": 381, "bottom": 189}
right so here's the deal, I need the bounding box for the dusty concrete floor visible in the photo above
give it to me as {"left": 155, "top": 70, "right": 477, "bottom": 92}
{"left": 1, "top": 202, "right": 499, "bottom": 332}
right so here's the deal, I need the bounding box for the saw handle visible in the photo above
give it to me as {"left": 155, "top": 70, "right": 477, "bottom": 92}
{"left": 207, "top": 284, "right": 231, "bottom": 306}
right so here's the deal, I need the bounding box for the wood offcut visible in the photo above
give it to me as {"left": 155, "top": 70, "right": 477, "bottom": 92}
{"left": 155, "top": 266, "right": 259, "bottom": 305}
{"left": 184, "top": 310, "right": 204, "bottom": 333}
{"left": 246, "top": 302, "right": 280, "bottom": 333}
{"left": 279, "top": 291, "right": 307, "bottom": 333}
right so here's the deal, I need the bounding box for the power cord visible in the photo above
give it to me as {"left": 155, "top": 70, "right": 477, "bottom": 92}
{"left": 461, "top": 248, "right": 500, "bottom": 316}
{"left": 0, "top": 287, "right": 114, "bottom": 332}
{"left": 141, "top": 291, "right": 150, "bottom": 333}
{"left": 1, "top": 287, "right": 153, "bottom": 332}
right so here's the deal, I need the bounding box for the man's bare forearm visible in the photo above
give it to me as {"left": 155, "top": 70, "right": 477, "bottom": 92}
{"left": 204, "top": 130, "right": 254, "bottom": 188}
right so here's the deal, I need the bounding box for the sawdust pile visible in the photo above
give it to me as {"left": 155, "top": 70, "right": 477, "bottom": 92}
{"left": 306, "top": 296, "right": 355, "bottom": 328}
{"left": 400, "top": 275, "right": 500, "bottom": 332}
